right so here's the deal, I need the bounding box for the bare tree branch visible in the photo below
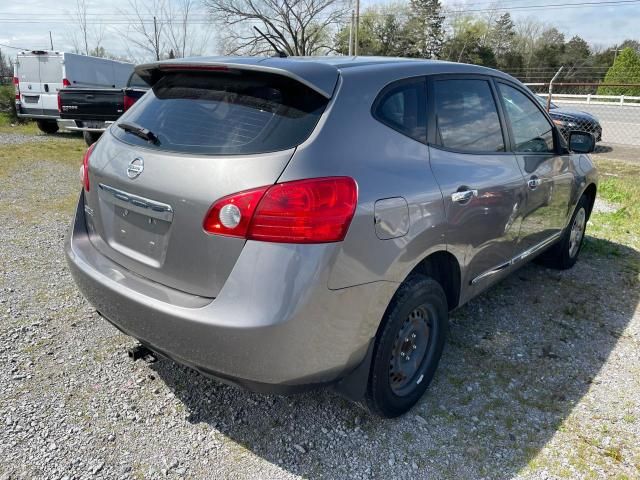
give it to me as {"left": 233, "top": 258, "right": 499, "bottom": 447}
{"left": 205, "top": 0, "right": 348, "bottom": 56}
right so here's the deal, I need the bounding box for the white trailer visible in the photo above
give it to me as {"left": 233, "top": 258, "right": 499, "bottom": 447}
{"left": 14, "top": 50, "right": 134, "bottom": 134}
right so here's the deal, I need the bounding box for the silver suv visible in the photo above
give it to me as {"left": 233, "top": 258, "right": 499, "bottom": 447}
{"left": 65, "top": 57, "right": 598, "bottom": 417}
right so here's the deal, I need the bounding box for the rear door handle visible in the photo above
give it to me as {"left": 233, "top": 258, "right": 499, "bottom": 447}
{"left": 451, "top": 189, "right": 478, "bottom": 203}
{"left": 528, "top": 176, "right": 542, "bottom": 189}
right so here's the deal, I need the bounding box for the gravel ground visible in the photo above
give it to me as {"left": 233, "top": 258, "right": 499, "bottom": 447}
{"left": 1, "top": 135, "right": 639, "bottom": 479}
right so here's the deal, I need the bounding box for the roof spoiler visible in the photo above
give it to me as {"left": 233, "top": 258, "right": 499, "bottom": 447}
{"left": 135, "top": 59, "right": 339, "bottom": 99}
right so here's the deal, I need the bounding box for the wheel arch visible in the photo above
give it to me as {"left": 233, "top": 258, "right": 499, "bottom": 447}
{"left": 582, "top": 183, "right": 597, "bottom": 219}
{"left": 406, "top": 250, "right": 462, "bottom": 311}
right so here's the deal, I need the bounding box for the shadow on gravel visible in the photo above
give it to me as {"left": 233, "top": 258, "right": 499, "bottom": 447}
{"left": 151, "top": 237, "right": 639, "bottom": 478}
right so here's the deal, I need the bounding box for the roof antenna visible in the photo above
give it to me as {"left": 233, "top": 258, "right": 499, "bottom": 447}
{"left": 253, "top": 26, "right": 287, "bottom": 58}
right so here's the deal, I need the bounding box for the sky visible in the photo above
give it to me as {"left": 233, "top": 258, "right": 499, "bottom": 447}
{"left": 0, "top": 0, "right": 638, "bottom": 60}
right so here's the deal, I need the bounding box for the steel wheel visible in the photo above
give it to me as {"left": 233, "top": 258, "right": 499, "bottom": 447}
{"left": 569, "top": 207, "right": 586, "bottom": 258}
{"left": 389, "top": 305, "right": 433, "bottom": 397}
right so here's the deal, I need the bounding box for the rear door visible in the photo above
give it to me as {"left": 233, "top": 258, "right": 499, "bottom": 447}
{"left": 495, "top": 81, "right": 573, "bottom": 253}
{"left": 16, "top": 55, "right": 43, "bottom": 116}
{"left": 427, "top": 75, "right": 527, "bottom": 289}
{"left": 83, "top": 67, "right": 334, "bottom": 298}
{"left": 38, "top": 54, "right": 63, "bottom": 116}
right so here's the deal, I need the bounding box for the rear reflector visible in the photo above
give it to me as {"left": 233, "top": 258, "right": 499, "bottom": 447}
{"left": 80, "top": 143, "right": 96, "bottom": 191}
{"left": 203, "top": 177, "right": 358, "bottom": 243}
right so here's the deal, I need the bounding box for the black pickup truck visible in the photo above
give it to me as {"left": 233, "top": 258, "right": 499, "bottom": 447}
{"left": 58, "top": 73, "right": 149, "bottom": 145}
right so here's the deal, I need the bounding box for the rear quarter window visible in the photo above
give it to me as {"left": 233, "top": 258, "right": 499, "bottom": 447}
{"left": 372, "top": 78, "right": 427, "bottom": 143}
{"left": 112, "top": 70, "right": 328, "bottom": 155}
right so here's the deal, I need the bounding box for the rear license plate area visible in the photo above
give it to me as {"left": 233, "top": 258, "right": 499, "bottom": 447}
{"left": 23, "top": 95, "right": 39, "bottom": 104}
{"left": 97, "top": 184, "right": 174, "bottom": 267}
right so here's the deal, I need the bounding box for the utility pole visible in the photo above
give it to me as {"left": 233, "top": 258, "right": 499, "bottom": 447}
{"left": 153, "top": 16, "right": 160, "bottom": 60}
{"left": 348, "top": 10, "right": 354, "bottom": 56}
{"left": 354, "top": 0, "right": 360, "bottom": 56}
{"left": 49, "top": 32, "right": 54, "bottom": 50}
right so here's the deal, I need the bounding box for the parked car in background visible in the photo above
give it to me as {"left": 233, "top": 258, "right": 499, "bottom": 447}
{"left": 58, "top": 72, "right": 149, "bottom": 145}
{"left": 66, "top": 57, "right": 598, "bottom": 418}
{"left": 537, "top": 95, "right": 602, "bottom": 142}
{"left": 14, "top": 51, "right": 134, "bottom": 134}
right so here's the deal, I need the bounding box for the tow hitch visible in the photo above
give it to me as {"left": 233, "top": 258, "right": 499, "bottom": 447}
{"left": 128, "top": 344, "right": 156, "bottom": 362}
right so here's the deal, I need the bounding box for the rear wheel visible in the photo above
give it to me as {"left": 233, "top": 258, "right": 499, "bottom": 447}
{"left": 83, "top": 131, "right": 102, "bottom": 146}
{"left": 36, "top": 120, "right": 59, "bottom": 134}
{"left": 538, "top": 194, "right": 589, "bottom": 270}
{"left": 365, "top": 275, "right": 448, "bottom": 418}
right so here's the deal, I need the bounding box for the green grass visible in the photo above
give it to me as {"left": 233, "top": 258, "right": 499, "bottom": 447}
{"left": 0, "top": 134, "right": 85, "bottom": 178}
{"left": 0, "top": 111, "right": 37, "bottom": 134}
{"left": 590, "top": 158, "right": 640, "bottom": 251}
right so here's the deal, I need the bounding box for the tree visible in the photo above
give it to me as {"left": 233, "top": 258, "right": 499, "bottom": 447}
{"left": 562, "top": 35, "right": 590, "bottom": 78}
{"left": 598, "top": 47, "right": 640, "bottom": 96}
{"left": 407, "top": 0, "right": 445, "bottom": 59}
{"left": 122, "top": 0, "right": 166, "bottom": 61}
{"left": 205, "top": 0, "right": 349, "bottom": 56}
{"left": 490, "top": 13, "right": 514, "bottom": 57}
{"left": 443, "top": 15, "right": 495, "bottom": 67}
{"left": 334, "top": 5, "right": 408, "bottom": 56}
{"left": 164, "top": 0, "right": 212, "bottom": 59}
{"left": 71, "top": 0, "right": 106, "bottom": 56}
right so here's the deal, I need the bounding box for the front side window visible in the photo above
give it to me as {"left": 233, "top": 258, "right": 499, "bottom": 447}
{"left": 433, "top": 79, "right": 505, "bottom": 152}
{"left": 499, "top": 83, "right": 555, "bottom": 153}
{"left": 373, "top": 78, "right": 427, "bottom": 143}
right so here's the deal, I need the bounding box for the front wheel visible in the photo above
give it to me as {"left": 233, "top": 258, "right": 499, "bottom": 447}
{"left": 36, "top": 120, "right": 59, "bottom": 134}
{"left": 365, "top": 275, "right": 448, "bottom": 418}
{"left": 538, "top": 194, "right": 590, "bottom": 270}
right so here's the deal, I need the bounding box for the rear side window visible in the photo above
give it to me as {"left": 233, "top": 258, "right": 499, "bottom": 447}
{"left": 113, "top": 71, "right": 328, "bottom": 155}
{"left": 127, "top": 73, "right": 148, "bottom": 88}
{"left": 498, "top": 83, "right": 555, "bottom": 153}
{"left": 373, "top": 78, "right": 427, "bottom": 143}
{"left": 433, "top": 79, "right": 504, "bottom": 152}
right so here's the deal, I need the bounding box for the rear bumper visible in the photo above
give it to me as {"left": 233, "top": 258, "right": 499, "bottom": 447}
{"left": 57, "top": 119, "right": 112, "bottom": 132}
{"left": 65, "top": 194, "right": 396, "bottom": 391}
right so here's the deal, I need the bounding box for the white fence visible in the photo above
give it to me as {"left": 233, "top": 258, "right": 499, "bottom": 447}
{"left": 536, "top": 92, "right": 640, "bottom": 107}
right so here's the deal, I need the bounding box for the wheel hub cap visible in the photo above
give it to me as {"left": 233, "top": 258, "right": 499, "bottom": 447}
{"left": 569, "top": 207, "right": 586, "bottom": 258}
{"left": 389, "top": 306, "right": 431, "bottom": 396}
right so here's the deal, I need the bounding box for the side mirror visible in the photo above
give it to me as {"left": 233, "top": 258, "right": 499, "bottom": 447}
{"left": 568, "top": 131, "right": 595, "bottom": 154}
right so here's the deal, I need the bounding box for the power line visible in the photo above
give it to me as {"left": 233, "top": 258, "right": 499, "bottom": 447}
{"left": 0, "top": 0, "right": 639, "bottom": 24}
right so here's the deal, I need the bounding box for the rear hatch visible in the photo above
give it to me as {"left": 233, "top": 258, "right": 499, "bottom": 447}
{"left": 59, "top": 88, "right": 124, "bottom": 121}
{"left": 83, "top": 63, "right": 336, "bottom": 298}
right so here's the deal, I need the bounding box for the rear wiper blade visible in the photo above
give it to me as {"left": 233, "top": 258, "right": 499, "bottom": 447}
{"left": 117, "top": 121, "right": 158, "bottom": 144}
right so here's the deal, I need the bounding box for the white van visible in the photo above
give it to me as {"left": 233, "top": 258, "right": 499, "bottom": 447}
{"left": 14, "top": 51, "right": 134, "bottom": 133}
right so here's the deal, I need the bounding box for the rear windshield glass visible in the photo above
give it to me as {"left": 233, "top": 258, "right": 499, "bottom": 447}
{"left": 112, "top": 70, "right": 329, "bottom": 155}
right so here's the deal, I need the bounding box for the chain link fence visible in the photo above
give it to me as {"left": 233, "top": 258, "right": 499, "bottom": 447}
{"left": 523, "top": 80, "right": 640, "bottom": 151}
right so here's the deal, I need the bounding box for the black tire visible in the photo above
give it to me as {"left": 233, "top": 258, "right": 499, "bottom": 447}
{"left": 537, "top": 194, "right": 590, "bottom": 270}
{"left": 365, "top": 275, "right": 448, "bottom": 418}
{"left": 83, "top": 130, "right": 102, "bottom": 146}
{"left": 36, "top": 120, "right": 59, "bottom": 134}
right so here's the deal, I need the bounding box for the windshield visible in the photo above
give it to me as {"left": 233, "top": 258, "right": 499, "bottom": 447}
{"left": 112, "top": 70, "right": 328, "bottom": 155}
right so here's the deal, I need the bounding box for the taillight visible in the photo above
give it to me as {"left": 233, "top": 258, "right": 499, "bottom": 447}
{"left": 63, "top": 78, "right": 71, "bottom": 87}
{"left": 13, "top": 76, "right": 19, "bottom": 100}
{"left": 80, "top": 143, "right": 96, "bottom": 192}
{"left": 203, "top": 177, "right": 358, "bottom": 243}
{"left": 57, "top": 92, "right": 62, "bottom": 112}
{"left": 123, "top": 93, "right": 136, "bottom": 111}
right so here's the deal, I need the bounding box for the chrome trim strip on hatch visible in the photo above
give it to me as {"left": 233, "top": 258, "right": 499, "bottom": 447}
{"left": 98, "top": 183, "right": 174, "bottom": 222}
{"left": 470, "top": 231, "right": 562, "bottom": 285}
